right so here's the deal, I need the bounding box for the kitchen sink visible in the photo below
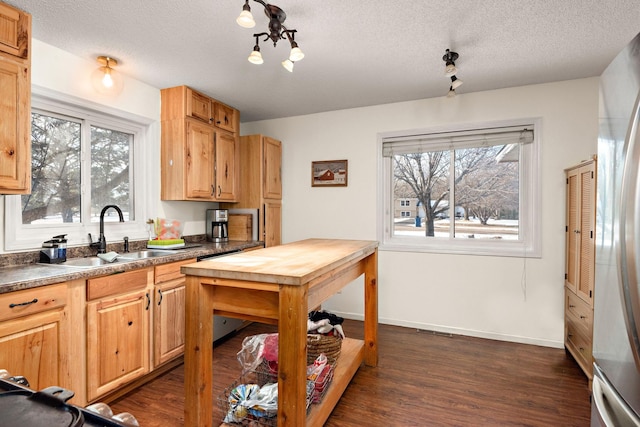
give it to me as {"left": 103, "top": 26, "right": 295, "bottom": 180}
{"left": 41, "top": 250, "right": 173, "bottom": 269}
{"left": 117, "top": 250, "right": 173, "bottom": 260}
{"left": 50, "top": 257, "right": 119, "bottom": 268}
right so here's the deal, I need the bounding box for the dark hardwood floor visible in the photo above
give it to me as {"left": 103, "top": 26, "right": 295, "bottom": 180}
{"left": 110, "top": 320, "right": 591, "bottom": 426}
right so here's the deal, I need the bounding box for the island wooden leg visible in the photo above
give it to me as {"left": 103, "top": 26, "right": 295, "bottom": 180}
{"left": 364, "top": 249, "right": 378, "bottom": 367}
{"left": 278, "top": 284, "right": 308, "bottom": 426}
{"left": 184, "top": 276, "right": 215, "bottom": 427}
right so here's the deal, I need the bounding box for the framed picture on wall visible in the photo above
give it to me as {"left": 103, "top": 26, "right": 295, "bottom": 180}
{"left": 311, "top": 160, "right": 348, "bottom": 187}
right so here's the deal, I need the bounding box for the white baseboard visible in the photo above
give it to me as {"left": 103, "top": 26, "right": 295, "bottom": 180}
{"left": 331, "top": 311, "right": 564, "bottom": 349}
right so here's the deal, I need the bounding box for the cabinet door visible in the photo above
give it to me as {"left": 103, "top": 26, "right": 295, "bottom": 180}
{"left": 0, "top": 3, "right": 30, "bottom": 60}
{"left": 0, "top": 310, "right": 64, "bottom": 390}
{"left": 0, "top": 58, "right": 30, "bottom": 193}
{"left": 213, "top": 102, "right": 237, "bottom": 133}
{"left": 565, "top": 162, "right": 596, "bottom": 305}
{"left": 185, "top": 120, "right": 215, "bottom": 200}
{"left": 154, "top": 279, "right": 185, "bottom": 366}
{"left": 264, "top": 200, "right": 282, "bottom": 247}
{"left": 186, "top": 88, "right": 212, "bottom": 124}
{"left": 214, "top": 131, "right": 238, "bottom": 201}
{"left": 86, "top": 288, "right": 150, "bottom": 401}
{"left": 263, "top": 137, "right": 282, "bottom": 200}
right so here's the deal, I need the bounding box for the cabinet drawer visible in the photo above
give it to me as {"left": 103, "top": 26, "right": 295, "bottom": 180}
{"left": 155, "top": 258, "right": 196, "bottom": 284}
{"left": 0, "top": 283, "right": 66, "bottom": 322}
{"left": 566, "top": 316, "right": 592, "bottom": 364}
{"left": 566, "top": 289, "right": 593, "bottom": 332}
{"left": 87, "top": 268, "right": 150, "bottom": 301}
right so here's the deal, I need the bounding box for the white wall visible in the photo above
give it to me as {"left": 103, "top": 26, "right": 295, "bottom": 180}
{"left": 241, "top": 78, "right": 599, "bottom": 347}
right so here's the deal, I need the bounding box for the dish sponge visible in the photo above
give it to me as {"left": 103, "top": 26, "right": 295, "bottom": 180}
{"left": 147, "top": 239, "right": 185, "bottom": 249}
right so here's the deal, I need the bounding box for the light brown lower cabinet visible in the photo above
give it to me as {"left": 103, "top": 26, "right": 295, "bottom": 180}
{"left": 86, "top": 268, "right": 152, "bottom": 401}
{"left": 0, "top": 258, "right": 204, "bottom": 405}
{"left": 153, "top": 259, "right": 194, "bottom": 367}
{"left": 0, "top": 283, "right": 68, "bottom": 391}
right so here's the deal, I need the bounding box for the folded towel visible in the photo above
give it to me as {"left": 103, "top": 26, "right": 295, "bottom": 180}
{"left": 97, "top": 251, "right": 119, "bottom": 263}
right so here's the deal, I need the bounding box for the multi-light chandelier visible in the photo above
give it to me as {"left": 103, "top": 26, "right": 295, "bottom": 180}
{"left": 236, "top": 0, "right": 305, "bottom": 72}
{"left": 442, "top": 49, "right": 463, "bottom": 97}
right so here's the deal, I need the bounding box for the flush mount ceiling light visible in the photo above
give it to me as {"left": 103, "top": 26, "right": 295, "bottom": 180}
{"left": 442, "top": 49, "right": 463, "bottom": 96}
{"left": 91, "top": 55, "right": 123, "bottom": 95}
{"left": 236, "top": 0, "right": 304, "bottom": 71}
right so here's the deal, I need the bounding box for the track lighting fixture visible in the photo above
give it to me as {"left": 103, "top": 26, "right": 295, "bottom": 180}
{"left": 236, "top": 0, "right": 305, "bottom": 71}
{"left": 443, "top": 49, "right": 463, "bottom": 96}
{"left": 443, "top": 49, "right": 458, "bottom": 76}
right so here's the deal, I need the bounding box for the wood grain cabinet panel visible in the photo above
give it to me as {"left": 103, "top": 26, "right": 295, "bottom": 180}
{"left": 86, "top": 268, "right": 152, "bottom": 401}
{"left": 0, "top": 283, "right": 68, "bottom": 391}
{"left": 153, "top": 259, "right": 194, "bottom": 367}
{"left": 564, "top": 158, "right": 596, "bottom": 380}
{"left": 160, "top": 85, "right": 239, "bottom": 201}
{"left": 222, "top": 134, "right": 282, "bottom": 247}
{"left": 0, "top": 1, "right": 30, "bottom": 194}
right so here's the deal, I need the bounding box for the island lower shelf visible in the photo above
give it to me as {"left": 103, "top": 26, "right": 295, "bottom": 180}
{"left": 220, "top": 337, "right": 365, "bottom": 427}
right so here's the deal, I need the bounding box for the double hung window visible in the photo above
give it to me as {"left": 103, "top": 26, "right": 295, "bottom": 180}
{"left": 378, "top": 120, "right": 541, "bottom": 257}
{"left": 5, "top": 95, "right": 149, "bottom": 250}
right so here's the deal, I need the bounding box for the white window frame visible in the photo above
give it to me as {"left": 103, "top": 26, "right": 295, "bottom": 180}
{"left": 377, "top": 118, "right": 542, "bottom": 258}
{"left": 4, "top": 90, "right": 154, "bottom": 251}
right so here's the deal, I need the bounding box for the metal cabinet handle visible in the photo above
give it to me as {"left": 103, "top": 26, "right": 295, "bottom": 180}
{"left": 145, "top": 293, "right": 150, "bottom": 311}
{"left": 9, "top": 298, "right": 38, "bottom": 308}
{"left": 157, "top": 289, "right": 163, "bottom": 306}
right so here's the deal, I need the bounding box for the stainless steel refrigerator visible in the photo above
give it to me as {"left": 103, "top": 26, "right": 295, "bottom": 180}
{"left": 591, "top": 32, "right": 640, "bottom": 426}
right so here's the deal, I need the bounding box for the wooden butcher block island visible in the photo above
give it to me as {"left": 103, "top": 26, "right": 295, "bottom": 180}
{"left": 181, "top": 238, "right": 379, "bottom": 427}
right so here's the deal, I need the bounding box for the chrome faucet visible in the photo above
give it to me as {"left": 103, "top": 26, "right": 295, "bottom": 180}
{"left": 89, "top": 205, "right": 124, "bottom": 254}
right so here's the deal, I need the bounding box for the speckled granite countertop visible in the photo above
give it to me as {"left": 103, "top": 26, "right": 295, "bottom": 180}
{"left": 0, "top": 240, "right": 263, "bottom": 294}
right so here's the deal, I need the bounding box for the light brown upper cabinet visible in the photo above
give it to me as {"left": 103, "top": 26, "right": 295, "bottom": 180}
{"left": 222, "top": 134, "right": 282, "bottom": 246}
{"left": 160, "top": 86, "right": 239, "bottom": 201}
{"left": 0, "top": 1, "right": 31, "bottom": 194}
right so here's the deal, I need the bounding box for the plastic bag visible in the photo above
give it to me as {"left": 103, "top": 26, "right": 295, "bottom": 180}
{"left": 237, "top": 333, "right": 278, "bottom": 373}
{"left": 154, "top": 218, "right": 184, "bottom": 240}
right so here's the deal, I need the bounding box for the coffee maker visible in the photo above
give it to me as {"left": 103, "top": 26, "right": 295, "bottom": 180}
{"left": 206, "top": 209, "right": 228, "bottom": 242}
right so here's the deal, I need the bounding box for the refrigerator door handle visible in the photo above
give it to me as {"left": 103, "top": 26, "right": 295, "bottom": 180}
{"left": 616, "top": 92, "right": 640, "bottom": 371}
{"left": 593, "top": 366, "right": 640, "bottom": 426}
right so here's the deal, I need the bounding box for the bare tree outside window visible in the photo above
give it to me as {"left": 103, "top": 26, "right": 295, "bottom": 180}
{"left": 20, "top": 112, "right": 134, "bottom": 225}
{"left": 392, "top": 143, "right": 519, "bottom": 239}
{"left": 90, "top": 126, "right": 133, "bottom": 222}
{"left": 21, "top": 113, "right": 81, "bottom": 224}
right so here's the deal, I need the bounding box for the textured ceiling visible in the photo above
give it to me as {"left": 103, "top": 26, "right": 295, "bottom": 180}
{"left": 5, "top": 0, "right": 640, "bottom": 122}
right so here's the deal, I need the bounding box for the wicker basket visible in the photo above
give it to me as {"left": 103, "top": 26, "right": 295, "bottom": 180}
{"left": 306, "top": 334, "right": 342, "bottom": 365}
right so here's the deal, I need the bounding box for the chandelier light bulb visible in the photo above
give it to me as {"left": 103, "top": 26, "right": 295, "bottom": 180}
{"left": 289, "top": 46, "right": 304, "bottom": 62}
{"left": 102, "top": 67, "right": 114, "bottom": 88}
{"left": 236, "top": 10, "right": 255, "bottom": 28}
{"left": 248, "top": 48, "right": 263, "bottom": 64}
{"left": 447, "top": 87, "right": 456, "bottom": 98}
{"left": 282, "top": 59, "right": 294, "bottom": 72}
{"left": 237, "top": 1, "right": 255, "bottom": 28}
